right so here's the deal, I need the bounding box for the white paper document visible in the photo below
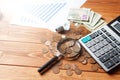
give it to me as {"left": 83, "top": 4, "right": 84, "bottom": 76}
{"left": 10, "top": 0, "right": 87, "bottom": 31}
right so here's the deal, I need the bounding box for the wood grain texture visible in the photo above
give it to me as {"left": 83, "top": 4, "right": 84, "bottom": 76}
{"left": 0, "top": 0, "right": 120, "bottom": 80}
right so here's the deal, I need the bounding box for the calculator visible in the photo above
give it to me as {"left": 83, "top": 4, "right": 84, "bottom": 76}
{"left": 79, "top": 16, "right": 120, "bottom": 72}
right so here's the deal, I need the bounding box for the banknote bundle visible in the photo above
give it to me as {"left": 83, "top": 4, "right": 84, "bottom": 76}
{"left": 67, "top": 8, "right": 107, "bottom": 31}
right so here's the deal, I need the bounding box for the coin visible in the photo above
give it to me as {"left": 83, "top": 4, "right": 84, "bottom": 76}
{"left": 65, "top": 48, "right": 80, "bottom": 58}
{"left": 74, "top": 67, "right": 82, "bottom": 75}
{"left": 64, "top": 52, "right": 80, "bottom": 60}
{"left": 56, "top": 61, "right": 63, "bottom": 66}
{"left": 59, "top": 44, "right": 67, "bottom": 54}
{"left": 65, "top": 40, "right": 75, "bottom": 47}
{"left": 71, "top": 64, "right": 77, "bottom": 70}
{"left": 52, "top": 33, "right": 62, "bottom": 42}
{"left": 45, "top": 40, "right": 51, "bottom": 46}
{"left": 40, "top": 38, "right": 47, "bottom": 44}
{"left": 91, "top": 64, "right": 98, "bottom": 72}
{"left": 89, "top": 58, "right": 96, "bottom": 64}
{"left": 73, "top": 41, "right": 81, "bottom": 53}
{"left": 66, "top": 48, "right": 72, "bottom": 54}
{"left": 81, "top": 58, "right": 88, "bottom": 65}
{"left": 64, "top": 64, "right": 71, "bottom": 70}
{"left": 85, "top": 52, "right": 91, "bottom": 58}
{"left": 66, "top": 69, "right": 73, "bottom": 76}
{"left": 78, "top": 56, "right": 85, "bottom": 63}
{"left": 42, "top": 47, "right": 49, "bottom": 54}
{"left": 52, "top": 66, "right": 60, "bottom": 74}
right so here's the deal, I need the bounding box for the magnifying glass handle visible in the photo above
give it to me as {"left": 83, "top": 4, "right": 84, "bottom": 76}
{"left": 38, "top": 56, "right": 58, "bottom": 74}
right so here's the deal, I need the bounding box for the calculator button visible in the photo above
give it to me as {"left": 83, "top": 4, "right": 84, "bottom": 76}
{"left": 107, "top": 44, "right": 113, "bottom": 51}
{"left": 112, "top": 57, "right": 119, "bottom": 63}
{"left": 94, "top": 51, "right": 101, "bottom": 58}
{"left": 116, "top": 55, "right": 120, "bottom": 61}
{"left": 99, "top": 54, "right": 110, "bottom": 63}
{"left": 102, "top": 34, "right": 107, "bottom": 39}
{"left": 97, "top": 30, "right": 103, "bottom": 35}
{"left": 86, "top": 36, "right": 92, "bottom": 41}
{"left": 81, "top": 38, "right": 88, "bottom": 43}
{"left": 115, "top": 48, "right": 120, "bottom": 53}
{"left": 112, "top": 49, "right": 118, "bottom": 55}
{"left": 109, "top": 35, "right": 116, "bottom": 41}
{"left": 90, "top": 40, "right": 96, "bottom": 46}
{"left": 106, "top": 38, "right": 112, "bottom": 43}
{"left": 94, "top": 44, "right": 101, "bottom": 50}
{"left": 86, "top": 42, "right": 92, "bottom": 48}
{"left": 90, "top": 46, "right": 96, "bottom": 53}
{"left": 94, "top": 37, "right": 100, "bottom": 43}
{"left": 108, "top": 51, "right": 114, "bottom": 58}
{"left": 99, "top": 48, "right": 105, "bottom": 55}
{"left": 105, "top": 32, "right": 111, "bottom": 36}
{"left": 101, "top": 28, "right": 106, "bottom": 32}
{"left": 94, "top": 32, "right": 99, "bottom": 37}
{"left": 90, "top": 33, "right": 96, "bottom": 39}
{"left": 110, "top": 43, "right": 116, "bottom": 48}
{"left": 98, "top": 36, "right": 104, "bottom": 41}
{"left": 104, "top": 60, "right": 115, "bottom": 69}
{"left": 102, "top": 40, "right": 108, "bottom": 46}
{"left": 97, "top": 42, "right": 104, "bottom": 48}
{"left": 103, "top": 46, "right": 110, "bottom": 53}
{"left": 115, "top": 40, "right": 120, "bottom": 46}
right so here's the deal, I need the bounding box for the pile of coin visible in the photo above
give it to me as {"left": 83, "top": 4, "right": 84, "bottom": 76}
{"left": 77, "top": 48, "right": 102, "bottom": 71}
{"left": 52, "top": 61, "right": 82, "bottom": 76}
{"left": 58, "top": 39, "right": 82, "bottom": 61}
{"left": 39, "top": 23, "right": 103, "bottom": 75}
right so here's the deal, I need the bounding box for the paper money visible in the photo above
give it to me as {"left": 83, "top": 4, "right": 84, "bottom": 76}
{"left": 68, "top": 8, "right": 91, "bottom": 21}
{"left": 90, "top": 12, "right": 102, "bottom": 26}
{"left": 68, "top": 8, "right": 107, "bottom": 31}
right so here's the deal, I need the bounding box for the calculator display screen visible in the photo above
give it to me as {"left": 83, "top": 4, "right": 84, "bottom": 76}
{"left": 110, "top": 20, "right": 120, "bottom": 35}
{"left": 111, "top": 21, "right": 120, "bottom": 32}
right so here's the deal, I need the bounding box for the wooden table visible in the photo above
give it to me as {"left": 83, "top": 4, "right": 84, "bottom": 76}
{"left": 0, "top": 0, "right": 120, "bottom": 80}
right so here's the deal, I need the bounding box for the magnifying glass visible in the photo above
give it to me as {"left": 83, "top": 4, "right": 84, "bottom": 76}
{"left": 38, "top": 38, "right": 82, "bottom": 75}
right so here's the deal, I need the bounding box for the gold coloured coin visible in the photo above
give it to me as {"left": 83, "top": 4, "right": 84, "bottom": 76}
{"left": 66, "top": 69, "right": 73, "bottom": 76}
{"left": 42, "top": 48, "right": 49, "bottom": 54}
{"left": 52, "top": 66, "right": 60, "bottom": 74}
{"left": 78, "top": 56, "right": 85, "bottom": 63}
{"left": 66, "top": 48, "right": 72, "bottom": 54}
{"left": 81, "top": 58, "right": 88, "bottom": 65}
{"left": 89, "top": 58, "right": 96, "bottom": 64}
{"left": 74, "top": 67, "right": 82, "bottom": 75}
{"left": 65, "top": 40, "right": 75, "bottom": 47}
{"left": 56, "top": 61, "right": 63, "bottom": 66}
{"left": 64, "top": 64, "right": 71, "bottom": 70}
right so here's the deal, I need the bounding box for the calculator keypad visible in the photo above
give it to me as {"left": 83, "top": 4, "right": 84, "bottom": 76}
{"left": 80, "top": 28, "right": 120, "bottom": 72}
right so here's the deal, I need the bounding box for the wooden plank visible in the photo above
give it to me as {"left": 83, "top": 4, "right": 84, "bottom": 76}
{"left": 0, "top": 40, "right": 106, "bottom": 72}
{"left": 0, "top": 65, "right": 120, "bottom": 80}
{"left": 0, "top": 21, "right": 54, "bottom": 43}
{"left": 0, "top": 0, "right": 120, "bottom": 80}
{"left": 1, "top": 42, "right": 120, "bottom": 73}
{"left": 82, "top": 0, "right": 120, "bottom": 22}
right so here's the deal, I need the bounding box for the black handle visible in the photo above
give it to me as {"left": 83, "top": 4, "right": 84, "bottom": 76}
{"left": 38, "top": 56, "right": 58, "bottom": 74}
